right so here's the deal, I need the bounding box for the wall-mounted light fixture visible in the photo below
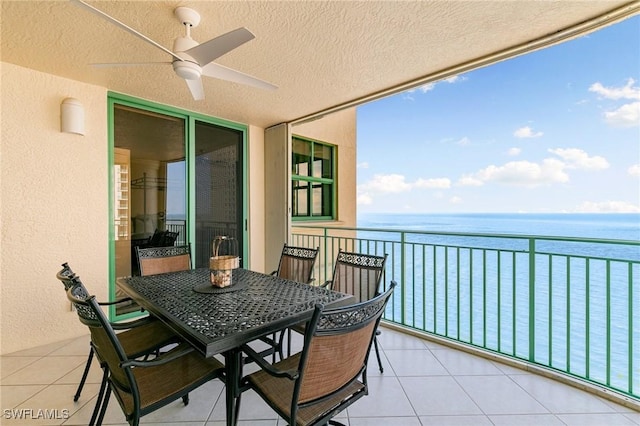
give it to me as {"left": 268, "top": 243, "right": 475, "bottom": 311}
{"left": 60, "top": 98, "right": 85, "bottom": 135}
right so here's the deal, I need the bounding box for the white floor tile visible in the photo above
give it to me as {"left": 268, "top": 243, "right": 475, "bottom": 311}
{"left": 455, "top": 375, "right": 549, "bottom": 415}
{"left": 557, "top": 413, "right": 639, "bottom": 425}
{"left": 1, "top": 385, "right": 48, "bottom": 409}
{"left": 385, "top": 349, "right": 448, "bottom": 376}
{"left": 432, "top": 347, "right": 504, "bottom": 376}
{"left": 419, "top": 415, "right": 493, "bottom": 425}
{"left": 400, "top": 376, "right": 483, "bottom": 416}
{"left": 510, "top": 374, "right": 618, "bottom": 414}
{"left": 1, "top": 356, "right": 41, "bottom": 379}
{"left": 2, "top": 356, "right": 87, "bottom": 386}
{"left": 489, "top": 414, "right": 565, "bottom": 425}
{"left": 346, "top": 376, "right": 416, "bottom": 418}
{"left": 376, "top": 328, "right": 429, "bottom": 350}
{"left": 349, "top": 416, "right": 422, "bottom": 425}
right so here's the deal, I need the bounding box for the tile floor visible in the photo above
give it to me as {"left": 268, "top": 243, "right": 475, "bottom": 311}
{"left": 1, "top": 326, "right": 639, "bottom": 425}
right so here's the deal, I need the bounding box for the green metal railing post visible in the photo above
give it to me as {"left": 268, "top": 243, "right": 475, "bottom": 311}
{"left": 529, "top": 238, "right": 536, "bottom": 363}
{"left": 401, "top": 231, "right": 406, "bottom": 325}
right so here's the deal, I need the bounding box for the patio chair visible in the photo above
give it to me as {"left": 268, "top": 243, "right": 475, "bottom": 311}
{"left": 258, "top": 244, "right": 319, "bottom": 361}
{"left": 56, "top": 266, "right": 181, "bottom": 424}
{"left": 288, "top": 250, "right": 388, "bottom": 372}
{"left": 56, "top": 264, "right": 179, "bottom": 402}
{"left": 240, "top": 282, "right": 396, "bottom": 426}
{"left": 135, "top": 244, "right": 191, "bottom": 276}
{"left": 65, "top": 279, "right": 224, "bottom": 426}
{"left": 115, "top": 244, "right": 192, "bottom": 315}
{"left": 272, "top": 244, "right": 319, "bottom": 284}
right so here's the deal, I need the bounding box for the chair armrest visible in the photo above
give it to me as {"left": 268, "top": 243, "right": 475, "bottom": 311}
{"left": 98, "top": 296, "right": 134, "bottom": 306}
{"left": 320, "top": 280, "right": 332, "bottom": 288}
{"left": 110, "top": 315, "right": 155, "bottom": 330}
{"left": 270, "top": 270, "right": 277, "bottom": 276}
{"left": 121, "top": 344, "right": 194, "bottom": 368}
{"left": 241, "top": 344, "right": 298, "bottom": 380}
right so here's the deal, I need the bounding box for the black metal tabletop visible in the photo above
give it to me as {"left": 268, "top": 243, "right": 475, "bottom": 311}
{"left": 117, "top": 268, "right": 351, "bottom": 357}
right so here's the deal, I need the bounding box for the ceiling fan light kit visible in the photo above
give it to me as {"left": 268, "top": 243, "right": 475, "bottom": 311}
{"left": 71, "top": 0, "right": 276, "bottom": 100}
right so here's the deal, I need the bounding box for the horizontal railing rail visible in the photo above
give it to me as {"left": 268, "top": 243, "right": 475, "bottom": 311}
{"left": 291, "top": 225, "right": 640, "bottom": 402}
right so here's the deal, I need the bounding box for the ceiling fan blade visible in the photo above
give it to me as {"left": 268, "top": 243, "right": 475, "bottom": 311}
{"left": 185, "top": 78, "right": 205, "bottom": 101}
{"left": 202, "top": 62, "right": 277, "bottom": 91}
{"left": 90, "top": 62, "right": 171, "bottom": 68}
{"left": 71, "top": 0, "right": 184, "bottom": 62}
{"left": 185, "top": 27, "right": 255, "bottom": 66}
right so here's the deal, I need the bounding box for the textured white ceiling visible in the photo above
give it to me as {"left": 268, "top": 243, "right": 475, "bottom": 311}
{"left": 1, "top": 1, "right": 637, "bottom": 128}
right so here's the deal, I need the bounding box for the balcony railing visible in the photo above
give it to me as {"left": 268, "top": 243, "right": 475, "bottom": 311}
{"left": 291, "top": 225, "right": 640, "bottom": 402}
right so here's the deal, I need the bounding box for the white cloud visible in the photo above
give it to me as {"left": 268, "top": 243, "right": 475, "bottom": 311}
{"left": 449, "top": 196, "right": 463, "bottom": 204}
{"left": 359, "top": 174, "right": 411, "bottom": 193}
{"left": 459, "top": 158, "right": 568, "bottom": 188}
{"left": 628, "top": 164, "right": 640, "bottom": 177}
{"left": 458, "top": 148, "right": 610, "bottom": 188}
{"left": 514, "top": 126, "right": 543, "bottom": 138}
{"left": 588, "top": 78, "right": 640, "bottom": 100}
{"left": 456, "top": 137, "right": 471, "bottom": 146}
{"left": 548, "top": 148, "right": 609, "bottom": 170}
{"left": 575, "top": 201, "right": 640, "bottom": 213}
{"left": 507, "top": 147, "right": 521, "bottom": 156}
{"left": 457, "top": 175, "right": 484, "bottom": 186}
{"left": 406, "top": 75, "right": 466, "bottom": 95}
{"left": 414, "top": 178, "right": 451, "bottom": 189}
{"left": 417, "top": 83, "right": 436, "bottom": 93}
{"left": 357, "top": 174, "right": 452, "bottom": 206}
{"left": 589, "top": 79, "right": 640, "bottom": 128}
{"left": 357, "top": 162, "right": 369, "bottom": 169}
{"left": 603, "top": 101, "right": 640, "bottom": 128}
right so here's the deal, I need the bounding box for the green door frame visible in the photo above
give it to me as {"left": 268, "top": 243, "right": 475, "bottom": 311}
{"left": 107, "top": 92, "right": 249, "bottom": 320}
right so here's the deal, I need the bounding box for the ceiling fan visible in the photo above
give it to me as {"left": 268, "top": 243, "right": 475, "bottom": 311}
{"left": 71, "top": 0, "right": 277, "bottom": 100}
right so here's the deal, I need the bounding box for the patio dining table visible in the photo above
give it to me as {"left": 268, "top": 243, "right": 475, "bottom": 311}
{"left": 117, "top": 267, "right": 352, "bottom": 426}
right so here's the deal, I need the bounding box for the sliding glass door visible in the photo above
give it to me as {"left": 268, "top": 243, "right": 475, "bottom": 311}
{"left": 193, "top": 120, "right": 244, "bottom": 268}
{"left": 109, "top": 95, "right": 246, "bottom": 318}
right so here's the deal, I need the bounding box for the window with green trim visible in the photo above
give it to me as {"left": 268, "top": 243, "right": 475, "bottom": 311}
{"left": 292, "top": 136, "right": 335, "bottom": 220}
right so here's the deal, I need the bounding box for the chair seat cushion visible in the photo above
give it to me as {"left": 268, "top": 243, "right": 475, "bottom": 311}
{"left": 248, "top": 353, "right": 365, "bottom": 426}
{"left": 114, "top": 345, "right": 224, "bottom": 417}
{"left": 117, "top": 319, "right": 179, "bottom": 359}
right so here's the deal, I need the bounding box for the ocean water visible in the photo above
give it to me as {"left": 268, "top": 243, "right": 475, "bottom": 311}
{"left": 358, "top": 212, "right": 640, "bottom": 241}
{"left": 356, "top": 212, "right": 640, "bottom": 395}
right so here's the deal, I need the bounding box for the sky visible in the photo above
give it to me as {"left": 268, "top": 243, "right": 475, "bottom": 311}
{"left": 356, "top": 15, "right": 640, "bottom": 214}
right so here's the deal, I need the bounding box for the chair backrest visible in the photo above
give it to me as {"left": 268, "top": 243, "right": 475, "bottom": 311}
{"left": 65, "top": 280, "right": 136, "bottom": 394}
{"left": 136, "top": 244, "right": 191, "bottom": 276}
{"left": 162, "top": 231, "right": 179, "bottom": 246}
{"left": 330, "top": 250, "right": 387, "bottom": 303}
{"left": 56, "top": 262, "right": 76, "bottom": 289}
{"left": 295, "top": 282, "right": 396, "bottom": 405}
{"left": 275, "top": 244, "right": 319, "bottom": 284}
{"left": 147, "top": 229, "right": 166, "bottom": 246}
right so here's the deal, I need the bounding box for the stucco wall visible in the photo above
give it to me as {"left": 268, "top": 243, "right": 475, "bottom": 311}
{"left": 247, "top": 124, "right": 266, "bottom": 273}
{"left": 1, "top": 62, "right": 109, "bottom": 354}
{"left": 292, "top": 108, "right": 358, "bottom": 227}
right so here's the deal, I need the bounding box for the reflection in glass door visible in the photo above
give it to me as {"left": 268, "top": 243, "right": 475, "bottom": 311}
{"left": 112, "top": 104, "right": 186, "bottom": 315}
{"left": 194, "top": 120, "right": 244, "bottom": 268}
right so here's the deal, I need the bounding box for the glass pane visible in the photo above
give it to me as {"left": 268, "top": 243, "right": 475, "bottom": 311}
{"left": 113, "top": 104, "right": 186, "bottom": 315}
{"left": 292, "top": 180, "right": 309, "bottom": 217}
{"left": 292, "top": 138, "right": 311, "bottom": 177}
{"left": 313, "top": 143, "right": 333, "bottom": 179}
{"left": 312, "top": 183, "right": 332, "bottom": 216}
{"left": 194, "top": 121, "right": 243, "bottom": 268}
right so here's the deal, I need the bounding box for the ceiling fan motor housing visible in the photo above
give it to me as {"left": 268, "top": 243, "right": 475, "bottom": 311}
{"left": 172, "top": 36, "right": 201, "bottom": 80}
